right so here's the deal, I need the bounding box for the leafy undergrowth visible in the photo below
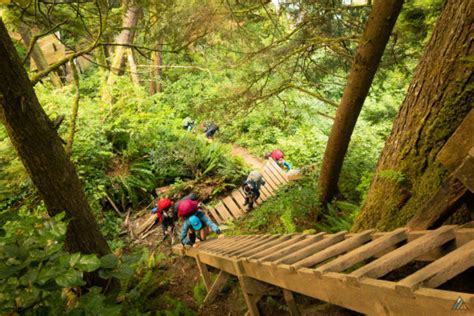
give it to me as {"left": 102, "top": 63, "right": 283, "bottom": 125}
{"left": 225, "top": 172, "right": 359, "bottom": 236}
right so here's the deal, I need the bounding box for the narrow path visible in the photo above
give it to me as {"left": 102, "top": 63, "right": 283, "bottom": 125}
{"left": 230, "top": 144, "right": 264, "bottom": 169}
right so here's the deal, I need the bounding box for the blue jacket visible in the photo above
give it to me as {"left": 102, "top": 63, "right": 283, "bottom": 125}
{"left": 180, "top": 211, "right": 221, "bottom": 245}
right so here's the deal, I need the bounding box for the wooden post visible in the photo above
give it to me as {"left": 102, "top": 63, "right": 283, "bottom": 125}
{"left": 283, "top": 289, "right": 300, "bottom": 316}
{"left": 238, "top": 276, "right": 261, "bottom": 316}
{"left": 202, "top": 270, "right": 230, "bottom": 305}
{"left": 196, "top": 254, "right": 212, "bottom": 292}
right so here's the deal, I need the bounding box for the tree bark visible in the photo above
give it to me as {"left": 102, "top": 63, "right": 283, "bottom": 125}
{"left": 65, "top": 61, "right": 80, "bottom": 156}
{"left": 17, "top": 24, "right": 63, "bottom": 88}
{"left": 318, "top": 0, "right": 404, "bottom": 205}
{"left": 149, "top": 42, "right": 162, "bottom": 95}
{"left": 0, "top": 20, "right": 111, "bottom": 258}
{"left": 352, "top": 0, "right": 474, "bottom": 231}
{"left": 103, "top": 0, "right": 141, "bottom": 103}
{"left": 127, "top": 48, "right": 140, "bottom": 85}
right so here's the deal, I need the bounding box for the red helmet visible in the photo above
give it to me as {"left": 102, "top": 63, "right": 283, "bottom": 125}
{"left": 271, "top": 149, "right": 284, "bottom": 161}
{"left": 157, "top": 198, "right": 173, "bottom": 211}
{"left": 178, "top": 199, "right": 199, "bottom": 218}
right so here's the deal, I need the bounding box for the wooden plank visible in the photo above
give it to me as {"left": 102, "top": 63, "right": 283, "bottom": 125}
{"left": 224, "top": 235, "right": 281, "bottom": 257}
{"left": 204, "top": 236, "right": 262, "bottom": 253}
{"left": 265, "top": 162, "right": 286, "bottom": 185}
{"left": 260, "top": 184, "right": 274, "bottom": 198}
{"left": 293, "top": 230, "right": 374, "bottom": 269}
{"left": 316, "top": 228, "right": 407, "bottom": 274}
{"left": 231, "top": 190, "right": 247, "bottom": 209}
{"left": 453, "top": 147, "right": 474, "bottom": 192}
{"left": 274, "top": 232, "right": 346, "bottom": 265}
{"left": 196, "top": 255, "right": 213, "bottom": 292}
{"left": 194, "top": 249, "right": 474, "bottom": 316}
{"left": 267, "top": 159, "right": 289, "bottom": 184}
{"left": 348, "top": 226, "right": 456, "bottom": 281}
{"left": 395, "top": 240, "right": 474, "bottom": 297}
{"left": 262, "top": 168, "right": 281, "bottom": 190}
{"left": 235, "top": 235, "right": 294, "bottom": 258}
{"left": 238, "top": 276, "right": 261, "bottom": 316}
{"left": 200, "top": 236, "right": 249, "bottom": 252}
{"left": 283, "top": 289, "right": 300, "bottom": 316}
{"left": 215, "top": 202, "right": 233, "bottom": 221}
{"left": 206, "top": 207, "right": 224, "bottom": 224}
{"left": 203, "top": 270, "right": 230, "bottom": 305}
{"left": 248, "top": 235, "right": 307, "bottom": 260}
{"left": 407, "top": 176, "right": 469, "bottom": 230}
{"left": 437, "top": 109, "right": 474, "bottom": 172}
{"left": 222, "top": 196, "right": 245, "bottom": 218}
{"left": 260, "top": 233, "right": 326, "bottom": 262}
{"left": 209, "top": 236, "right": 272, "bottom": 255}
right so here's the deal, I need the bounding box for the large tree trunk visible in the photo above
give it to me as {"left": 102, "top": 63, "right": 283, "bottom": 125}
{"left": 149, "top": 42, "right": 162, "bottom": 95}
{"left": 106, "top": 0, "right": 141, "bottom": 78}
{"left": 17, "top": 24, "right": 63, "bottom": 88}
{"left": 103, "top": 0, "right": 141, "bottom": 104}
{"left": 0, "top": 20, "right": 111, "bottom": 258}
{"left": 127, "top": 48, "right": 140, "bottom": 85}
{"left": 318, "top": 0, "right": 404, "bottom": 205}
{"left": 352, "top": 0, "right": 474, "bottom": 232}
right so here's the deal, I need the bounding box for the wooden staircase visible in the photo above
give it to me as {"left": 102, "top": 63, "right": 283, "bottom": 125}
{"left": 206, "top": 158, "right": 291, "bottom": 224}
{"left": 173, "top": 223, "right": 474, "bottom": 315}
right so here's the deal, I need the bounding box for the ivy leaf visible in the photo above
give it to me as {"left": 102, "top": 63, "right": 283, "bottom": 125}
{"left": 69, "top": 253, "right": 81, "bottom": 267}
{"left": 100, "top": 254, "right": 118, "bottom": 269}
{"left": 109, "top": 266, "right": 134, "bottom": 280}
{"left": 55, "top": 270, "right": 85, "bottom": 287}
{"left": 77, "top": 255, "right": 101, "bottom": 272}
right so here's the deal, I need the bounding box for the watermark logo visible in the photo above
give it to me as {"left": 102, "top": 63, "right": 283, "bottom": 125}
{"left": 452, "top": 297, "right": 469, "bottom": 311}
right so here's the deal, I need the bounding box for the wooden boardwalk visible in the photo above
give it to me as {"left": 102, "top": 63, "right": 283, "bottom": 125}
{"left": 173, "top": 223, "right": 474, "bottom": 315}
{"left": 206, "top": 158, "right": 290, "bottom": 224}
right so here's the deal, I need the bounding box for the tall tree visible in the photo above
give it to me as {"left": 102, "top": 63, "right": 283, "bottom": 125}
{"left": 318, "top": 0, "right": 404, "bottom": 205}
{"left": 0, "top": 19, "right": 111, "bottom": 258}
{"left": 352, "top": 0, "right": 473, "bottom": 231}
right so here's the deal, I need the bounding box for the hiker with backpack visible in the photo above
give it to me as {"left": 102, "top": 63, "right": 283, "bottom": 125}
{"left": 265, "top": 149, "right": 292, "bottom": 171}
{"left": 204, "top": 122, "right": 219, "bottom": 139}
{"left": 243, "top": 170, "right": 266, "bottom": 211}
{"left": 151, "top": 198, "right": 177, "bottom": 243}
{"left": 182, "top": 117, "right": 195, "bottom": 131}
{"left": 178, "top": 199, "right": 223, "bottom": 247}
{"left": 172, "top": 192, "right": 199, "bottom": 218}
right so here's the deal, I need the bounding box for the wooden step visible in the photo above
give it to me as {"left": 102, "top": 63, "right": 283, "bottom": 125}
{"left": 293, "top": 230, "right": 374, "bottom": 269}
{"left": 274, "top": 232, "right": 346, "bottom": 265}
{"left": 248, "top": 235, "right": 307, "bottom": 260}
{"left": 260, "top": 233, "right": 326, "bottom": 262}
{"left": 315, "top": 228, "right": 407, "bottom": 275}
{"left": 347, "top": 225, "right": 456, "bottom": 283}
{"left": 395, "top": 239, "right": 474, "bottom": 297}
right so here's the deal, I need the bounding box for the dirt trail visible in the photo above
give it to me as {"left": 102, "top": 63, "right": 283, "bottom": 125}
{"left": 230, "top": 144, "right": 264, "bottom": 169}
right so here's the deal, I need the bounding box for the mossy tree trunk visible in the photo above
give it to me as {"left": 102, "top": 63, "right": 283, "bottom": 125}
{"left": 352, "top": 0, "right": 474, "bottom": 231}
{"left": 318, "top": 0, "right": 404, "bottom": 205}
{"left": 0, "top": 19, "right": 111, "bottom": 261}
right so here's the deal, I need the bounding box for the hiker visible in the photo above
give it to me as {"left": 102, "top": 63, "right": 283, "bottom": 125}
{"left": 173, "top": 192, "right": 199, "bottom": 218}
{"left": 204, "top": 122, "right": 219, "bottom": 139}
{"left": 182, "top": 116, "right": 195, "bottom": 131}
{"left": 265, "top": 149, "right": 292, "bottom": 171}
{"left": 151, "top": 198, "right": 177, "bottom": 243}
{"left": 179, "top": 200, "right": 223, "bottom": 246}
{"left": 243, "top": 170, "right": 265, "bottom": 210}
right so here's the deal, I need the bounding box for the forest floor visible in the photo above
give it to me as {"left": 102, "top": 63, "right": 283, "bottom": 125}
{"left": 230, "top": 144, "right": 264, "bottom": 169}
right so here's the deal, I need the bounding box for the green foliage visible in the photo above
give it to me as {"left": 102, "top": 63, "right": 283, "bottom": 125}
{"left": 315, "top": 201, "right": 359, "bottom": 233}
{"left": 229, "top": 174, "right": 320, "bottom": 234}
{"left": 193, "top": 280, "right": 207, "bottom": 306}
{"left": 378, "top": 169, "right": 406, "bottom": 185}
